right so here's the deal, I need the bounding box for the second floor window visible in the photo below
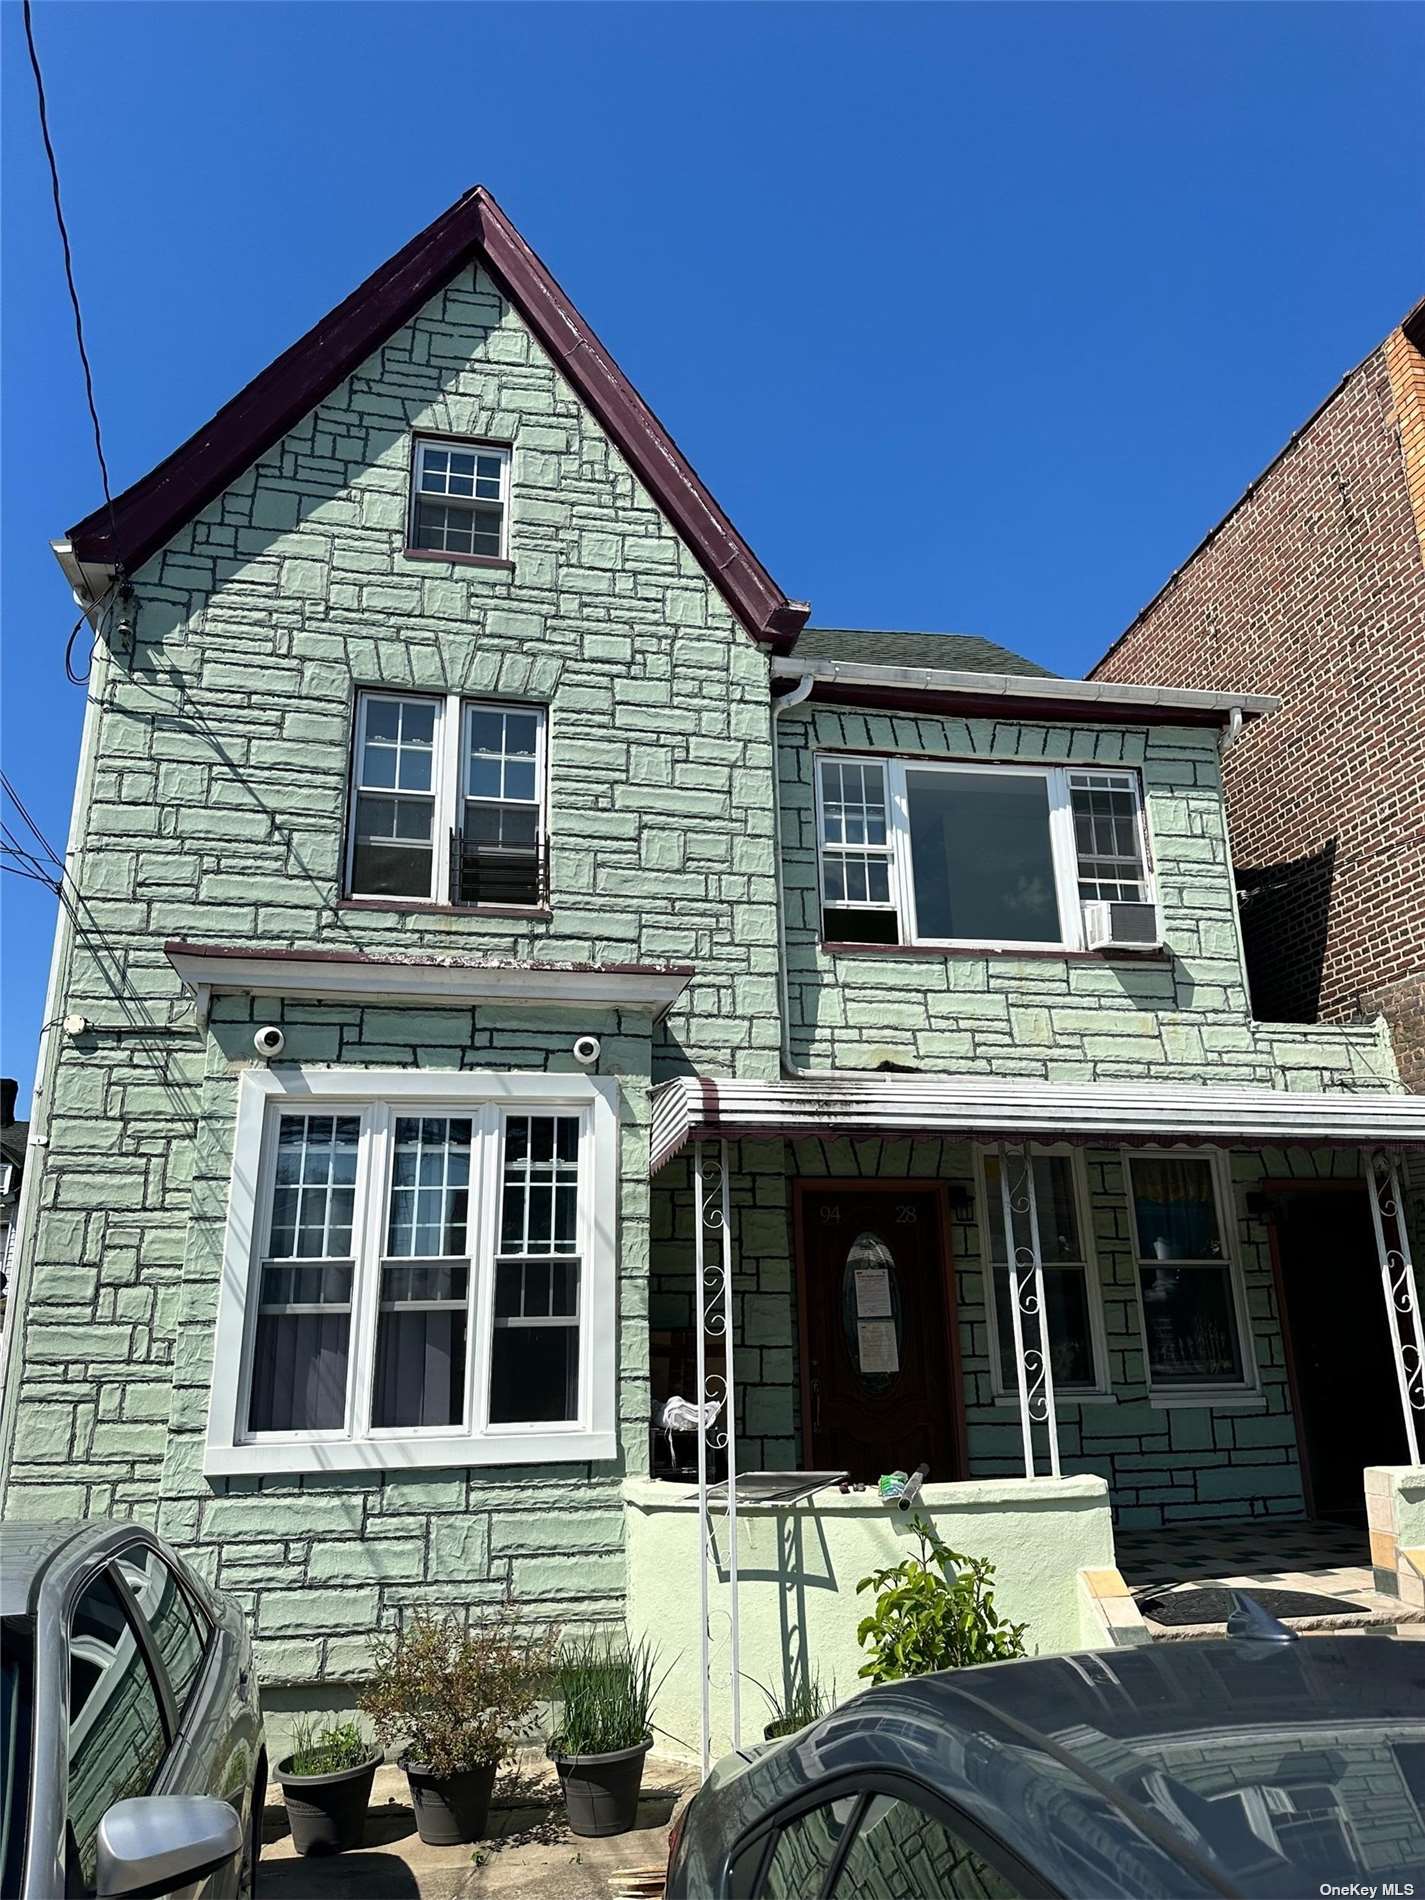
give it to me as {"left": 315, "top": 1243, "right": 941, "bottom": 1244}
{"left": 348, "top": 691, "right": 547, "bottom": 907}
{"left": 409, "top": 438, "right": 510, "bottom": 559}
{"left": 815, "top": 755, "right": 1152, "bottom": 949}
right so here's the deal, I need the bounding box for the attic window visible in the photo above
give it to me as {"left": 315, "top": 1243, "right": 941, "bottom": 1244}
{"left": 409, "top": 438, "right": 509, "bottom": 561}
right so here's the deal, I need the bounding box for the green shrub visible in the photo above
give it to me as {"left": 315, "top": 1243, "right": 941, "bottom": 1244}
{"left": 360, "top": 1605, "right": 556, "bottom": 1778}
{"left": 547, "top": 1631, "right": 667, "bottom": 1759}
{"left": 856, "top": 1514, "right": 1028, "bottom": 1685}
{"left": 286, "top": 1717, "right": 372, "bottom": 1776}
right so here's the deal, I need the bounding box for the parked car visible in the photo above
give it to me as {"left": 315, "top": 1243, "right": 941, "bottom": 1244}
{"left": 667, "top": 1617, "right": 1425, "bottom": 1897}
{"left": 1, "top": 1519, "right": 266, "bottom": 1899}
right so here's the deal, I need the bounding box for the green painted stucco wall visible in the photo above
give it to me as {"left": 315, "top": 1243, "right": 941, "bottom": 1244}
{"left": 624, "top": 1474, "right": 1114, "bottom": 1760}
{"left": 1, "top": 262, "right": 780, "bottom": 1692}
{"left": 777, "top": 701, "right": 1400, "bottom": 1087}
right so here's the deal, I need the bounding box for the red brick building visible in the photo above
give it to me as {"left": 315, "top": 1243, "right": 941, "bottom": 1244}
{"left": 1092, "top": 302, "right": 1425, "bottom": 1089}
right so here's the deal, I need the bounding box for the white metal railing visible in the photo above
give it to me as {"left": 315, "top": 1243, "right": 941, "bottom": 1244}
{"left": 1368, "top": 1149, "right": 1425, "bottom": 1465}
{"left": 692, "top": 1138, "right": 739, "bottom": 1778}
{"left": 993, "top": 1144, "right": 1062, "bottom": 1479}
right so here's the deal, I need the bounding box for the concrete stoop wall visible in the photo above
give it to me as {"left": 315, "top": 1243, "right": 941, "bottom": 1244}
{"left": 623, "top": 1475, "right": 1115, "bottom": 1762}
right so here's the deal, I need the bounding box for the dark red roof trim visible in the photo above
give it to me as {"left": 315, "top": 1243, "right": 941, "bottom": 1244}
{"left": 68, "top": 188, "right": 808, "bottom": 650}
{"left": 800, "top": 679, "right": 1234, "bottom": 728}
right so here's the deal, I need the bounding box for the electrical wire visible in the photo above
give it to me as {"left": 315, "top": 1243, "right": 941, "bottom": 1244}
{"left": 21, "top": 0, "right": 122, "bottom": 561}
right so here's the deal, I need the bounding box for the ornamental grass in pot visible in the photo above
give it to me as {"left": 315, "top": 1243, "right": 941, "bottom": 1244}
{"left": 273, "top": 1719, "right": 381, "bottom": 1856}
{"left": 547, "top": 1632, "right": 668, "bottom": 1838}
{"left": 360, "top": 1607, "right": 555, "bottom": 1846}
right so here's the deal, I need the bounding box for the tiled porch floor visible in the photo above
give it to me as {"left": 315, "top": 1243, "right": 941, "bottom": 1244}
{"left": 1115, "top": 1516, "right": 1370, "bottom": 1590}
{"left": 1113, "top": 1517, "right": 1422, "bottom": 1635}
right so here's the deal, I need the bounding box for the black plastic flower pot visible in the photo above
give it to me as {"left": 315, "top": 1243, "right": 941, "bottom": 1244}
{"left": 401, "top": 1757, "right": 498, "bottom": 1846}
{"left": 274, "top": 1750, "right": 381, "bottom": 1856}
{"left": 552, "top": 1737, "right": 651, "bottom": 1838}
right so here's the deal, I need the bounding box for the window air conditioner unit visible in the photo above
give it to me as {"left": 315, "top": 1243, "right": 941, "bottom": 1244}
{"left": 1081, "top": 900, "right": 1160, "bottom": 950}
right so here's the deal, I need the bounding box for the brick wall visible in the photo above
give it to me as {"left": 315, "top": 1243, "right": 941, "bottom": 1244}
{"left": 1091, "top": 328, "right": 1425, "bottom": 1088}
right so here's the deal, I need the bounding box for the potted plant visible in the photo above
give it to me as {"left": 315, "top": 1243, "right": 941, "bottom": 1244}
{"left": 855, "top": 1514, "right": 1028, "bottom": 1684}
{"left": 547, "top": 1631, "right": 668, "bottom": 1838}
{"left": 754, "top": 1666, "right": 833, "bottom": 1741}
{"left": 360, "top": 1606, "right": 554, "bottom": 1846}
{"left": 273, "top": 1718, "right": 381, "bottom": 1856}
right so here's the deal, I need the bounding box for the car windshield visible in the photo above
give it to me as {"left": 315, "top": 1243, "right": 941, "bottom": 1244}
{"left": 1068, "top": 1718, "right": 1425, "bottom": 1887}
{"left": 1, "top": 1621, "right": 33, "bottom": 1900}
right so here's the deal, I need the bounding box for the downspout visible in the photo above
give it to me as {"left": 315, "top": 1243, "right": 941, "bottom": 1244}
{"left": 770, "top": 671, "right": 814, "bottom": 1076}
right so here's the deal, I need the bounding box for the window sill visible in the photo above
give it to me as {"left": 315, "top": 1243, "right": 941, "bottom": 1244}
{"left": 402, "top": 548, "right": 515, "bottom": 572}
{"left": 1147, "top": 1390, "right": 1263, "bottom": 1411}
{"left": 204, "top": 1427, "right": 617, "bottom": 1477}
{"left": 821, "top": 941, "right": 1171, "bottom": 963}
{"left": 337, "top": 898, "right": 552, "bottom": 921}
{"left": 989, "top": 1392, "right": 1117, "bottom": 1409}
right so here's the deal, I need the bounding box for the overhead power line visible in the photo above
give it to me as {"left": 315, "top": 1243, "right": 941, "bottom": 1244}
{"left": 22, "top": 0, "right": 123, "bottom": 564}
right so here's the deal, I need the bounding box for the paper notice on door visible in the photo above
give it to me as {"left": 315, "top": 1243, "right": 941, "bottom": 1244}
{"left": 854, "top": 1265, "right": 892, "bottom": 1318}
{"left": 857, "top": 1318, "right": 899, "bottom": 1375}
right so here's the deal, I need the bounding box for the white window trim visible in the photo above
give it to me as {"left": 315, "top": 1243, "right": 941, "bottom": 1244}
{"left": 204, "top": 1068, "right": 619, "bottom": 1476}
{"left": 345, "top": 690, "right": 547, "bottom": 907}
{"left": 814, "top": 752, "right": 1156, "bottom": 952}
{"left": 408, "top": 435, "right": 512, "bottom": 560}
{"left": 974, "top": 1144, "right": 1113, "bottom": 1404}
{"left": 1120, "top": 1144, "right": 1259, "bottom": 1404}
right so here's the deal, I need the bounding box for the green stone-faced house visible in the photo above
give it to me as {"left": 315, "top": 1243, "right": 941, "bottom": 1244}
{"left": 3, "top": 188, "right": 1423, "bottom": 1760}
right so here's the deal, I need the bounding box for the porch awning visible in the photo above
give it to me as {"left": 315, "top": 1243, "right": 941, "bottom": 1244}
{"left": 649, "top": 1072, "right": 1425, "bottom": 1173}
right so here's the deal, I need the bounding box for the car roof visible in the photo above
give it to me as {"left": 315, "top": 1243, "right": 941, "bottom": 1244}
{"left": 729, "top": 1637, "right": 1425, "bottom": 1896}
{"left": 0, "top": 1518, "right": 152, "bottom": 1618}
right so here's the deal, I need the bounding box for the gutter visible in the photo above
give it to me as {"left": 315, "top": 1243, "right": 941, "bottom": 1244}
{"left": 770, "top": 654, "right": 1279, "bottom": 723}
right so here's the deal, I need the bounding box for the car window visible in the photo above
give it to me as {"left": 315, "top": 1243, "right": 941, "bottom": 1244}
{"left": 758, "top": 1795, "right": 857, "bottom": 1898}
{"left": 66, "top": 1571, "right": 167, "bottom": 1897}
{"left": 832, "top": 1795, "right": 1023, "bottom": 1899}
{"left": 115, "top": 1544, "right": 209, "bottom": 1716}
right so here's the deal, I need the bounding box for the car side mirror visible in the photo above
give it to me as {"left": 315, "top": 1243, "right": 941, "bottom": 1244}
{"left": 94, "top": 1795, "right": 243, "bottom": 1898}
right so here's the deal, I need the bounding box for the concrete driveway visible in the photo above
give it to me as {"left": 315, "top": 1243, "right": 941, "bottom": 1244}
{"left": 260, "top": 1756, "right": 697, "bottom": 1899}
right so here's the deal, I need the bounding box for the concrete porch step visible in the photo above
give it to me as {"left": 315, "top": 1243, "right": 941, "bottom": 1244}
{"left": 1136, "top": 1586, "right": 1425, "bottom": 1643}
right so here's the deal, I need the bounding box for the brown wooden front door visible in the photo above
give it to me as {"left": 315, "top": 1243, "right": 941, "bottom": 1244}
{"left": 796, "top": 1183, "right": 963, "bottom": 1483}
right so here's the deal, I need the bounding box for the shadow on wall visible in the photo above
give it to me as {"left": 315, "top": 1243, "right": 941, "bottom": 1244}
{"left": 1237, "top": 839, "right": 1337, "bottom": 1024}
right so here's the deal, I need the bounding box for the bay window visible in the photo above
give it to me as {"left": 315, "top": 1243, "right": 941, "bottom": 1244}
{"left": 981, "top": 1148, "right": 1106, "bottom": 1396}
{"left": 1128, "top": 1151, "right": 1252, "bottom": 1392}
{"left": 815, "top": 755, "right": 1153, "bottom": 948}
{"left": 347, "top": 690, "right": 547, "bottom": 907}
{"left": 206, "top": 1070, "right": 618, "bottom": 1474}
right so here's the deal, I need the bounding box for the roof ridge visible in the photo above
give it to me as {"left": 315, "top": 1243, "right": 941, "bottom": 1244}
{"left": 63, "top": 186, "right": 808, "bottom": 648}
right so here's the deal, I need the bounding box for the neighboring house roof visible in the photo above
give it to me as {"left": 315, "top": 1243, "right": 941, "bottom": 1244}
{"left": 795, "top": 627, "right": 1052, "bottom": 676}
{"left": 0, "top": 1123, "right": 28, "bottom": 1175}
{"left": 60, "top": 187, "right": 809, "bottom": 650}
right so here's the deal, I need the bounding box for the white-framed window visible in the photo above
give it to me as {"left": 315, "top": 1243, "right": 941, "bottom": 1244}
{"left": 204, "top": 1069, "right": 619, "bottom": 1476}
{"left": 977, "top": 1146, "right": 1109, "bottom": 1398}
{"left": 409, "top": 437, "right": 510, "bottom": 559}
{"left": 1125, "top": 1147, "right": 1255, "bottom": 1397}
{"left": 814, "top": 755, "right": 1153, "bottom": 949}
{"left": 346, "top": 690, "right": 547, "bottom": 907}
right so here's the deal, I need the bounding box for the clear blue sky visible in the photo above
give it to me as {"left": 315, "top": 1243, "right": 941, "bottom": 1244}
{"left": 2, "top": 2, "right": 1421, "bottom": 1110}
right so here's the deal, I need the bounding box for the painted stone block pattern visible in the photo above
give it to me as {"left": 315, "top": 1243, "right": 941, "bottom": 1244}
{"left": 776, "top": 703, "right": 1401, "bottom": 1088}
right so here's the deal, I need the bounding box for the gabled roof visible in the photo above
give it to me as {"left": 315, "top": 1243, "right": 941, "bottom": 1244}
{"left": 61, "top": 187, "right": 809, "bottom": 649}
{"left": 795, "top": 627, "right": 1051, "bottom": 676}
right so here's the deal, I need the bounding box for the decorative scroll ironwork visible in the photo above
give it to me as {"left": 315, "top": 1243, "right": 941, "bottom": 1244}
{"left": 993, "top": 1144, "right": 1062, "bottom": 1480}
{"left": 692, "top": 1138, "right": 740, "bottom": 1778}
{"left": 1368, "top": 1149, "right": 1424, "bottom": 1466}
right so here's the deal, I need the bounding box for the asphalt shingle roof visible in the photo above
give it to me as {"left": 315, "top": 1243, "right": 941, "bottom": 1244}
{"left": 795, "top": 627, "right": 1053, "bottom": 678}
